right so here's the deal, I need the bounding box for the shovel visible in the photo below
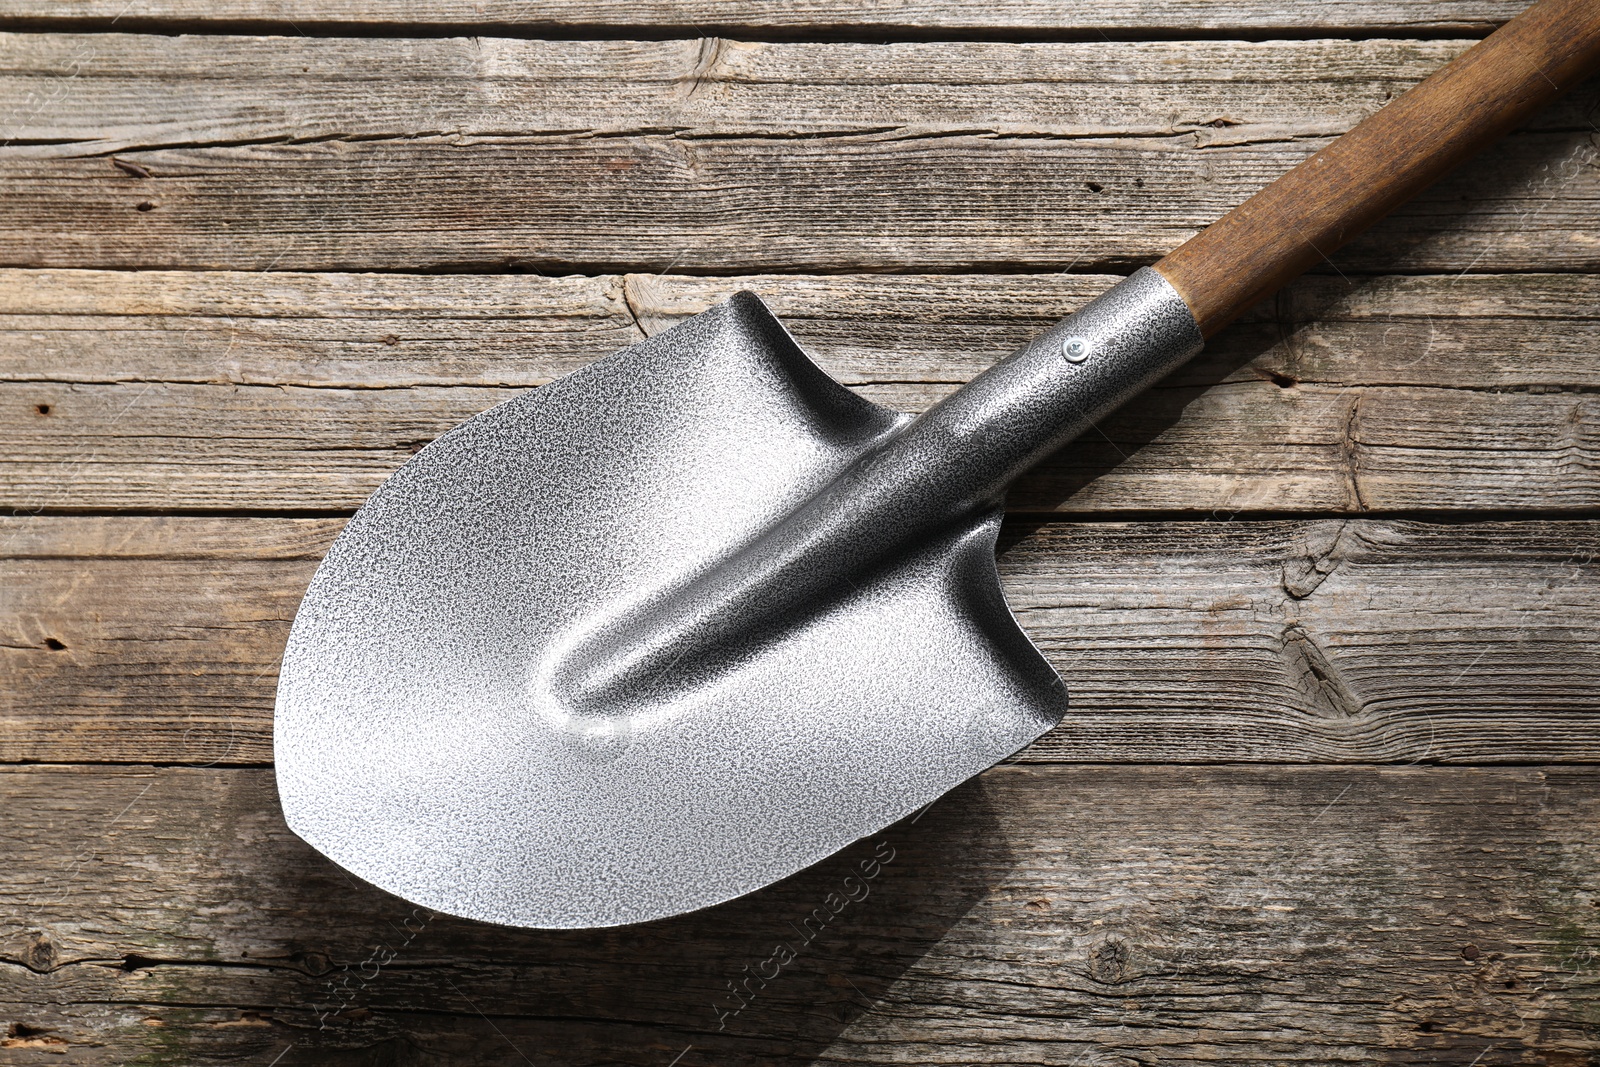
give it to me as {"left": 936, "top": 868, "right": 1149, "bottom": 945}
{"left": 276, "top": 0, "right": 1600, "bottom": 928}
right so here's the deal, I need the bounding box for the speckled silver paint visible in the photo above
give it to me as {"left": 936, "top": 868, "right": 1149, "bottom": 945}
{"left": 274, "top": 268, "right": 1203, "bottom": 928}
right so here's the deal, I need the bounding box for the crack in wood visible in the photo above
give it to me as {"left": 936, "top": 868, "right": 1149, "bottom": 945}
{"left": 1279, "top": 621, "right": 1367, "bottom": 719}
{"left": 1342, "top": 392, "right": 1368, "bottom": 512}
{"left": 1281, "top": 519, "right": 1355, "bottom": 600}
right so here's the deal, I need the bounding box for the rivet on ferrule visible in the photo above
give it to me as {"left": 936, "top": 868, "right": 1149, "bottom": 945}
{"left": 1061, "top": 337, "right": 1091, "bottom": 363}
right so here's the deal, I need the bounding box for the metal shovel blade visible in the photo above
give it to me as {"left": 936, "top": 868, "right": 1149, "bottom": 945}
{"left": 275, "top": 292, "right": 1068, "bottom": 928}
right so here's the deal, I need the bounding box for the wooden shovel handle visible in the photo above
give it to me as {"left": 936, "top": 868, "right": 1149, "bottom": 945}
{"left": 1152, "top": 0, "right": 1600, "bottom": 338}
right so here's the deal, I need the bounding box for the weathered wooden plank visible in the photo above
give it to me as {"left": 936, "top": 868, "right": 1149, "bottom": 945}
{"left": 2, "top": 764, "right": 1596, "bottom": 1064}
{"left": 3, "top": 129, "right": 1594, "bottom": 275}
{"left": 0, "top": 268, "right": 640, "bottom": 388}
{"left": 4, "top": 515, "right": 1598, "bottom": 765}
{"left": 2, "top": 33, "right": 1597, "bottom": 274}
{"left": 0, "top": 0, "right": 1528, "bottom": 34}
{"left": 12, "top": 34, "right": 1557, "bottom": 150}
{"left": 5, "top": 269, "right": 1598, "bottom": 512}
{"left": 9, "top": 267, "right": 1598, "bottom": 387}
{"left": 18, "top": 379, "right": 1595, "bottom": 512}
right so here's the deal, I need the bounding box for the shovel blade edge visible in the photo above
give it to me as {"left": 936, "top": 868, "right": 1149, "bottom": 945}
{"left": 274, "top": 292, "right": 1067, "bottom": 928}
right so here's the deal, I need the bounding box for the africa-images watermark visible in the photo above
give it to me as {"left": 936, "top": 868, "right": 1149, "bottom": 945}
{"left": 312, "top": 905, "right": 436, "bottom": 1029}
{"left": 713, "top": 838, "right": 897, "bottom": 1030}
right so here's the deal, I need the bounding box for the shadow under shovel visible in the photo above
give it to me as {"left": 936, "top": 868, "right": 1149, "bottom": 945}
{"left": 305, "top": 776, "right": 1012, "bottom": 1066}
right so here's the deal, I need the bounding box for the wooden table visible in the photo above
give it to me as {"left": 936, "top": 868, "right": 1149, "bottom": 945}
{"left": 3, "top": 1, "right": 1598, "bottom": 1063}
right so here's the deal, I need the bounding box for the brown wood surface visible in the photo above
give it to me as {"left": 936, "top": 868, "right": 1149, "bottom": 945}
{"left": 3, "top": 126, "right": 1597, "bottom": 276}
{"left": 3, "top": 8, "right": 1599, "bottom": 1066}
{"left": 2, "top": 34, "right": 1599, "bottom": 275}
{"left": 0, "top": 34, "right": 1495, "bottom": 146}
{"left": 1156, "top": 0, "right": 1600, "bottom": 335}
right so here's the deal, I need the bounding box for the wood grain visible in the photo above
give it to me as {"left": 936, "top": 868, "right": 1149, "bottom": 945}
{"left": 5, "top": 514, "right": 1597, "bottom": 766}
{"left": 2, "top": 34, "right": 1598, "bottom": 274}
{"left": 6, "top": 131, "right": 1594, "bottom": 275}
{"left": 0, "top": 0, "right": 1529, "bottom": 34}
{"left": 0, "top": 34, "right": 1502, "bottom": 148}
{"left": 1155, "top": 0, "right": 1600, "bottom": 335}
{"left": 6, "top": 269, "right": 1597, "bottom": 513}
{"left": 2, "top": 763, "right": 1597, "bottom": 1064}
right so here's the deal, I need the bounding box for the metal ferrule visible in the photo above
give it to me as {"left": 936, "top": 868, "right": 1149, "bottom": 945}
{"left": 897, "top": 266, "right": 1204, "bottom": 508}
